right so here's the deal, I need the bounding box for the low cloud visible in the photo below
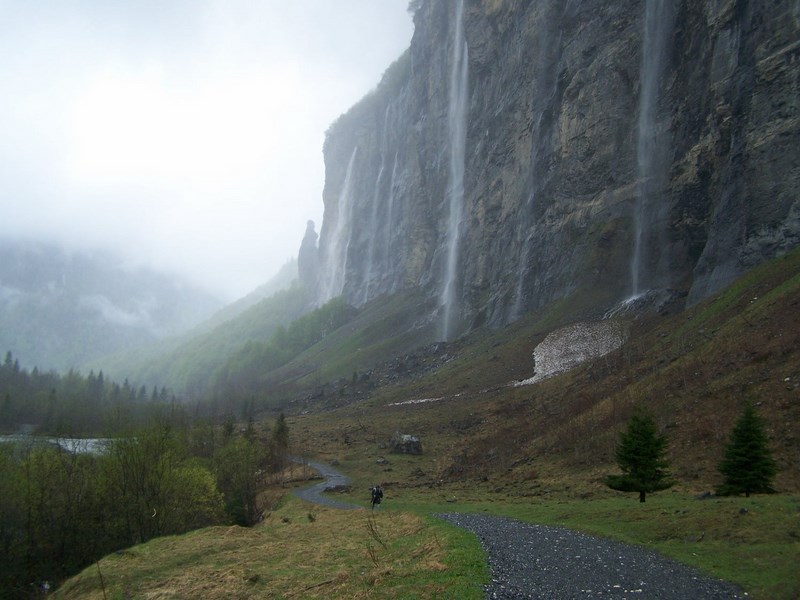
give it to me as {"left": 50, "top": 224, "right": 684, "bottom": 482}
{"left": 0, "top": 1, "right": 414, "bottom": 301}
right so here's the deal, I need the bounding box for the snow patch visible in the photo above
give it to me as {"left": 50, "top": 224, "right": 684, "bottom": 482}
{"left": 387, "top": 397, "right": 443, "bottom": 407}
{"left": 514, "top": 320, "right": 628, "bottom": 386}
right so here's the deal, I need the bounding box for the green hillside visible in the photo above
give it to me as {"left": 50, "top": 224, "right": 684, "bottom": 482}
{"left": 96, "top": 284, "right": 314, "bottom": 399}
{"left": 53, "top": 248, "right": 800, "bottom": 600}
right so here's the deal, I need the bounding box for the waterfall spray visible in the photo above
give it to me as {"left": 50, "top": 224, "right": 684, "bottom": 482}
{"left": 320, "top": 147, "right": 358, "bottom": 303}
{"left": 440, "top": 0, "right": 469, "bottom": 341}
{"left": 631, "top": 0, "right": 674, "bottom": 299}
{"left": 511, "top": 10, "right": 563, "bottom": 322}
{"left": 362, "top": 163, "right": 385, "bottom": 303}
{"left": 512, "top": 224, "right": 534, "bottom": 320}
{"left": 383, "top": 152, "right": 399, "bottom": 292}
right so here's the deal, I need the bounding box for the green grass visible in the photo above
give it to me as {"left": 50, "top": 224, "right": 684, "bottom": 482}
{"left": 54, "top": 496, "right": 488, "bottom": 600}
{"left": 356, "top": 491, "right": 799, "bottom": 600}
{"left": 55, "top": 477, "right": 798, "bottom": 600}
{"left": 506, "top": 493, "right": 800, "bottom": 599}
{"left": 319, "top": 436, "right": 800, "bottom": 599}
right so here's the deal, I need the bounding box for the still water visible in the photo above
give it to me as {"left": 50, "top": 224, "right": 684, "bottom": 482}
{"left": 0, "top": 435, "right": 110, "bottom": 455}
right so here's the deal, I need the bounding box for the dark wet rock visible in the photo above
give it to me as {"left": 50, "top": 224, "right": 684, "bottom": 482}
{"left": 316, "top": 0, "right": 800, "bottom": 330}
{"left": 297, "top": 219, "right": 319, "bottom": 290}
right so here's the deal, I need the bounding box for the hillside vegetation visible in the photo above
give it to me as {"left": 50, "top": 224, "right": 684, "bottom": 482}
{"left": 96, "top": 285, "right": 315, "bottom": 399}
{"left": 285, "top": 249, "right": 800, "bottom": 495}
{"left": 55, "top": 249, "right": 800, "bottom": 599}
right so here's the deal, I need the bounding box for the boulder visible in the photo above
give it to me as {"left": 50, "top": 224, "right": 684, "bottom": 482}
{"left": 389, "top": 431, "right": 423, "bottom": 455}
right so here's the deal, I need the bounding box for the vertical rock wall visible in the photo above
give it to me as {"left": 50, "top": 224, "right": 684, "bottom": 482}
{"left": 315, "top": 0, "right": 800, "bottom": 336}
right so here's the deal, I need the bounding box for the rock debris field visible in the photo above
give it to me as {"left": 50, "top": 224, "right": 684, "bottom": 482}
{"left": 437, "top": 513, "right": 743, "bottom": 599}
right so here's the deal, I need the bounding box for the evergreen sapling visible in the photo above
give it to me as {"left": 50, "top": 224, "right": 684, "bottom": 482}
{"left": 717, "top": 402, "right": 777, "bottom": 497}
{"left": 605, "top": 411, "right": 673, "bottom": 502}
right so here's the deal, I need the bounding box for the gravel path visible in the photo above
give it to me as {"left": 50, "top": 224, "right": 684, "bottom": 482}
{"left": 291, "top": 460, "right": 742, "bottom": 598}
{"left": 437, "top": 513, "right": 743, "bottom": 599}
{"left": 291, "top": 459, "right": 362, "bottom": 510}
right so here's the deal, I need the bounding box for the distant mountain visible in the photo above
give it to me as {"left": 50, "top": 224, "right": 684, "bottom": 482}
{"left": 196, "top": 258, "right": 298, "bottom": 333}
{"left": 0, "top": 239, "right": 223, "bottom": 372}
{"left": 86, "top": 257, "right": 307, "bottom": 399}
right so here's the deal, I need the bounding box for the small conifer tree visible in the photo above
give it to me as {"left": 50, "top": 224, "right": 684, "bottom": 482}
{"left": 717, "top": 403, "right": 777, "bottom": 497}
{"left": 605, "top": 410, "right": 673, "bottom": 502}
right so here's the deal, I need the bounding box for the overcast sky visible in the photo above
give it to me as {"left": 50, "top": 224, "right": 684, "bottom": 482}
{"left": 0, "top": 0, "right": 414, "bottom": 301}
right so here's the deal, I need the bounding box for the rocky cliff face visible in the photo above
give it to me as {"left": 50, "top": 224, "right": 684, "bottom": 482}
{"left": 314, "top": 0, "right": 800, "bottom": 339}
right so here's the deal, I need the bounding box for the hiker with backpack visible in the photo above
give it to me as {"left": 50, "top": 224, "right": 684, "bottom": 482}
{"left": 370, "top": 485, "right": 383, "bottom": 510}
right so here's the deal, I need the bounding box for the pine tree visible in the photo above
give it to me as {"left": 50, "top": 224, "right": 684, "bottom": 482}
{"left": 718, "top": 403, "right": 777, "bottom": 497}
{"left": 605, "top": 411, "right": 673, "bottom": 502}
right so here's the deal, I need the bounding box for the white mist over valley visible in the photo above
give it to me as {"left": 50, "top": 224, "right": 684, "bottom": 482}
{"left": 0, "top": 1, "right": 414, "bottom": 302}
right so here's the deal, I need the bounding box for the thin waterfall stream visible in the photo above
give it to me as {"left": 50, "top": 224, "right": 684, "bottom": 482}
{"left": 440, "top": 0, "right": 469, "bottom": 341}
{"left": 320, "top": 147, "right": 359, "bottom": 303}
{"left": 631, "top": 0, "right": 674, "bottom": 299}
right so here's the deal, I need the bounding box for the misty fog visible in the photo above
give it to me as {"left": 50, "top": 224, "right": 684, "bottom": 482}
{"left": 0, "top": 1, "right": 414, "bottom": 302}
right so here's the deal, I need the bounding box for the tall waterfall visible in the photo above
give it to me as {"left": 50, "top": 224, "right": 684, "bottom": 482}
{"left": 383, "top": 151, "right": 399, "bottom": 293}
{"left": 512, "top": 113, "right": 545, "bottom": 322}
{"left": 512, "top": 225, "right": 534, "bottom": 320}
{"left": 631, "top": 0, "right": 674, "bottom": 298}
{"left": 440, "top": 0, "right": 469, "bottom": 341}
{"left": 319, "top": 147, "right": 358, "bottom": 303}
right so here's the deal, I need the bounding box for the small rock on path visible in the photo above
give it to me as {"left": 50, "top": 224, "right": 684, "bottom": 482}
{"left": 437, "top": 513, "right": 743, "bottom": 599}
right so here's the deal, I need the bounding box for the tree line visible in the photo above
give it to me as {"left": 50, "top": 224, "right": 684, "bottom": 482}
{"left": 206, "top": 296, "right": 358, "bottom": 408}
{"left": 0, "top": 413, "right": 290, "bottom": 599}
{"left": 1, "top": 351, "right": 177, "bottom": 436}
{"left": 606, "top": 403, "right": 777, "bottom": 502}
{"left": 0, "top": 296, "right": 358, "bottom": 597}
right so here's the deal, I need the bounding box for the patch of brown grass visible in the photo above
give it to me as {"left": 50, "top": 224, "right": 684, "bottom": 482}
{"left": 55, "top": 498, "right": 466, "bottom": 600}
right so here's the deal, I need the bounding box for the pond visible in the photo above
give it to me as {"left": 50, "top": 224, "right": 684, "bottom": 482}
{"left": 0, "top": 435, "right": 111, "bottom": 455}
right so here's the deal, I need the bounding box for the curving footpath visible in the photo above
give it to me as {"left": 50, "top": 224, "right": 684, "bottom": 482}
{"left": 291, "top": 459, "right": 362, "bottom": 510}
{"left": 438, "top": 513, "right": 743, "bottom": 599}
